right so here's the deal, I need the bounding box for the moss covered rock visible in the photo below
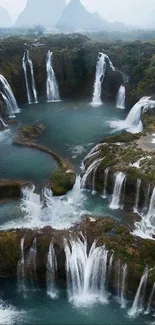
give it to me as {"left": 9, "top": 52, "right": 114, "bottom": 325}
{"left": 51, "top": 168, "right": 76, "bottom": 196}
{"left": 17, "top": 124, "right": 46, "bottom": 142}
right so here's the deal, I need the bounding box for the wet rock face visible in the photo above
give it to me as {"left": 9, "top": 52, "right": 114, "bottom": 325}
{"left": 0, "top": 180, "right": 32, "bottom": 199}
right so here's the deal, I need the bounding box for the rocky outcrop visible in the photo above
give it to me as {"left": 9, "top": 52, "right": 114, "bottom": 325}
{"left": 16, "top": 124, "right": 46, "bottom": 142}
{"left": 0, "top": 180, "right": 31, "bottom": 199}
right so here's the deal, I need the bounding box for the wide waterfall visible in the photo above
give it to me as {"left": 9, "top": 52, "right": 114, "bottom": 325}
{"left": 46, "top": 242, "right": 58, "bottom": 299}
{"left": 17, "top": 238, "right": 25, "bottom": 293}
{"left": 128, "top": 267, "right": 148, "bottom": 318}
{"left": 64, "top": 236, "right": 108, "bottom": 306}
{"left": 111, "top": 96, "right": 155, "bottom": 134}
{"left": 81, "top": 158, "right": 103, "bottom": 189}
{"left": 0, "top": 75, "right": 19, "bottom": 117}
{"left": 46, "top": 51, "right": 60, "bottom": 102}
{"left": 110, "top": 172, "right": 126, "bottom": 210}
{"left": 91, "top": 52, "right": 115, "bottom": 107}
{"left": 102, "top": 168, "right": 109, "bottom": 199}
{"left": 134, "top": 179, "right": 141, "bottom": 213}
{"left": 133, "top": 187, "right": 155, "bottom": 239}
{"left": 22, "top": 50, "right": 38, "bottom": 104}
{"left": 116, "top": 85, "right": 126, "bottom": 109}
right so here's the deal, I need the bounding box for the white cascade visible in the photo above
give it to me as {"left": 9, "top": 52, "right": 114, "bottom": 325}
{"left": 21, "top": 185, "right": 42, "bottom": 225}
{"left": 27, "top": 237, "right": 37, "bottom": 281}
{"left": 46, "top": 50, "right": 60, "bottom": 102}
{"left": 134, "top": 179, "right": 141, "bottom": 213}
{"left": 128, "top": 266, "right": 148, "bottom": 318}
{"left": 102, "top": 168, "right": 109, "bottom": 199}
{"left": 116, "top": 85, "right": 126, "bottom": 109}
{"left": 27, "top": 50, "right": 38, "bottom": 103}
{"left": 0, "top": 75, "right": 19, "bottom": 117}
{"left": 22, "top": 51, "right": 32, "bottom": 104}
{"left": 64, "top": 236, "right": 108, "bottom": 306}
{"left": 108, "top": 252, "right": 114, "bottom": 275}
{"left": 46, "top": 242, "right": 58, "bottom": 299}
{"left": 22, "top": 50, "right": 38, "bottom": 104}
{"left": 17, "top": 238, "right": 25, "bottom": 292}
{"left": 81, "top": 158, "right": 103, "bottom": 189}
{"left": 133, "top": 187, "right": 155, "bottom": 240}
{"left": 117, "top": 260, "right": 121, "bottom": 300}
{"left": 0, "top": 117, "right": 8, "bottom": 128}
{"left": 110, "top": 172, "right": 126, "bottom": 210}
{"left": 111, "top": 97, "right": 155, "bottom": 134}
{"left": 91, "top": 52, "right": 115, "bottom": 107}
{"left": 120, "top": 264, "right": 127, "bottom": 309}
{"left": 145, "top": 282, "right": 155, "bottom": 315}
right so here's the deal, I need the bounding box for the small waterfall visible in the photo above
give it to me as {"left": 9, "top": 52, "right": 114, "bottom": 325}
{"left": 64, "top": 236, "right": 108, "bottom": 306}
{"left": 27, "top": 237, "right": 37, "bottom": 282}
{"left": 116, "top": 85, "right": 126, "bottom": 109}
{"left": 46, "top": 242, "right": 58, "bottom": 299}
{"left": 134, "top": 179, "right": 141, "bottom": 213}
{"left": 92, "top": 160, "right": 101, "bottom": 194}
{"left": 110, "top": 172, "right": 126, "bottom": 210}
{"left": 128, "top": 266, "right": 148, "bottom": 318}
{"left": 17, "top": 238, "right": 25, "bottom": 292}
{"left": 22, "top": 50, "right": 38, "bottom": 104}
{"left": 46, "top": 50, "right": 60, "bottom": 102}
{"left": 102, "top": 168, "right": 109, "bottom": 199}
{"left": 0, "top": 117, "right": 8, "bottom": 128}
{"left": 108, "top": 252, "right": 114, "bottom": 276}
{"left": 0, "top": 75, "right": 19, "bottom": 117}
{"left": 91, "top": 52, "right": 115, "bottom": 107}
{"left": 117, "top": 260, "right": 121, "bottom": 301}
{"left": 120, "top": 264, "right": 127, "bottom": 309}
{"left": 143, "top": 184, "right": 151, "bottom": 214}
{"left": 145, "top": 283, "right": 155, "bottom": 315}
{"left": 81, "top": 158, "right": 103, "bottom": 189}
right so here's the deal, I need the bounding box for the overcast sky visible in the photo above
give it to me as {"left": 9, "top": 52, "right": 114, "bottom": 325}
{"left": 0, "top": 0, "right": 155, "bottom": 26}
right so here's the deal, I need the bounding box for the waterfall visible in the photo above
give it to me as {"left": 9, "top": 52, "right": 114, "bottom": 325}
{"left": 133, "top": 187, "right": 155, "bottom": 239}
{"left": 22, "top": 50, "right": 38, "bottom": 104}
{"left": 81, "top": 158, "right": 103, "bottom": 189}
{"left": 64, "top": 236, "right": 108, "bottom": 306}
{"left": 91, "top": 52, "right": 115, "bottom": 107}
{"left": 117, "top": 260, "right": 121, "bottom": 301}
{"left": 17, "top": 238, "right": 25, "bottom": 292}
{"left": 120, "top": 264, "right": 127, "bottom": 309}
{"left": 102, "top": 168, "right": 109, "bottom": 199}
{"left": 111, "top": 96, "right": 155, "bottom": 134}
{"left": 0, "top": 75, "right": 19, "bottom": 117}
{"left": 116, "top": 85, "right": 126, "bottom": 109}
{"left": 145, "top": 283, "right": 155, "bottom": 315}
{"left": 134, "top": 179, "right": 141, "bottom": 213}
{"left": 108, "top": 252, "right": 114, "bottom": 275}
{"left": 110, "top": 172, "right": 126, "bottom": 210}
{"left": 92, "top": 160, "right": 101, "bottom": 194}
{"left": 46, "top": 242, "right": 58, "bottom": 299}
{"left": 46, "top": 50, "right": 60, "bottom": 102}
{"left": 143, "top": 184, "right": 151, "bottom": 214}
{"left": 0, "top": 117, "right": 8, "bottom": 128}
{"left": 27, "top": 237, "right": 37, "bottom": 282}
{"left": 128, "top": 266, "right": 148, "bottom": 318}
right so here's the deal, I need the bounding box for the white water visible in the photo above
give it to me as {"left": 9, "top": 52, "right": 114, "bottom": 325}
{"left": 46, "top": 51, "right": 60, "bottom": 102}
{"left": 91, "top": 52, "right": 115, "bottom": 107}
{"left": 121, "top": 264, "right": 127, "bottom": 309}
{"left": 64, "top": 236, "right": 108, "bottom": 306}
{"left": 0, "top": 301, "right": 24, "bottom": 325}
{"left": 117, "top": 260, "right": 121, "bottom": 301}
{"left": 0, "top": 117, "right": 8, "bottom": 128}
{"left": 22, "top": 50, "right": 38, "bottom": 104}
{"left": 133, "top": 187, "right": 155, "bottom": 240}
{"left": 102, "top": 168, "right": 109, "bottom": 199}
{"left": 128, "top": 266, "right": 148, "bottom": 318}
{"left": 27, "top": 237, "right": 37, "bottom": 281}
{"left": 111, "top": 97, "right": 155, "bottom": 134}
{"left": 145, "top": 282, "right": 155, "bottom": 315}
{"left": 46, "top": 242, "right": 58, "bottom": 299}
{"left": 134, "top": 179, "right": 141, "bottom": 213}
{"left": 81, "top": 158, "right": 103, "bottom": 189}
{"left": 110, "top": 172, "right": 126, "bottom": 210}
{"left": 17, "top": 238, "right": 25, "bottom": 293}
{"left": 0, "top": 75, "right": 19, "bottom": 117}
{"left": 116, "top": 85, "right": 126, "bottom": 109}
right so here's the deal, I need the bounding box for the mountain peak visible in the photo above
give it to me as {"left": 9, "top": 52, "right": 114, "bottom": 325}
{"left": 0, "top": 6, "right": 12, "bottom": 27}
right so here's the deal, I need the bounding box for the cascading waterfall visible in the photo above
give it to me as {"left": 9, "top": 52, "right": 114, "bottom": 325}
{"left": 120, "top": 264, "right": 127, "bottom": 309}
{"left": 111, "top": 97, "right": 155, "bottom": 134}
{"left": 110, "top": 172, "right": 126, "bottom": 210}
{"left": 46, "top": 50, "right": 60, "bottom": 102}
{"left": 91, "top": 52, "right": 115, "bottom": 107}
{"left": 143, "top": 184, "right": 151, "bottom": 214}
{"left": 102, "top": 168, "right": 109, "bottom": 199}
{"left": 17, "top": 238, "right": 25, "bottom": 292}
{"left": 145, "top": 282, "right": 155, "bottom": 315}
{"left": 134, "top": 179, "right": 141, "bottom": 213}
{"left": 22, "top": 50, "right": 38, "bottom": 104}
{"left": 46, "top": 242, "right": 58, "bottom": 299}
{"left": 116, "top": 85, "right": 126, "bottom": 109}
{"left": 27, "top": 237, "right": 37, "bottom": 282}
{"left": 81, "top": 158, "right": 103, "bottom": 189}
{"left": 117, "top": 260, "right": 121, "bottom": 301}
{"left": 128, "top": 266, "right": 148, "bottom": 318}
{"left": 133, "top": 187, "right": 155, "bottom": 239}
{"left": 0, "top": 117, "right": 7, "bottom": 128}
{"left": 64, "top": 236, "right": 108, "bottom": 306}
{"left": 0, "top": 75, "right": 19, "bottom": 117}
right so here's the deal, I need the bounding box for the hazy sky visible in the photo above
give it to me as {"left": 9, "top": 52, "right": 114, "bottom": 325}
{"left": 0, "top": 0, "right": 155, "bottom": 26}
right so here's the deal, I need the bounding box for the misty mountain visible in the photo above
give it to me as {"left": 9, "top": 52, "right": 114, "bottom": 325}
{"left": 0, "top": 6, "right": 12, "bottom": 27}
{"left": 57, "top": 0, "right": 126, "bottom": 32}
{"left": 15, "top": 0, "right": 66, "bottom": 27}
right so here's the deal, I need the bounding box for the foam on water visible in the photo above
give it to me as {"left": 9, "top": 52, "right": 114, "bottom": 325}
{"left": 0, "top": 301, "right": 24, "bottom": 325}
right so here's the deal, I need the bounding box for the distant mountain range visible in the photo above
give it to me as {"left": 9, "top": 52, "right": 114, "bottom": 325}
{"left": 0, "top": 0, "right": 127, "bottom": 32}
{"left": 0, "top": 6, "right": 12, "bottom": 27}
